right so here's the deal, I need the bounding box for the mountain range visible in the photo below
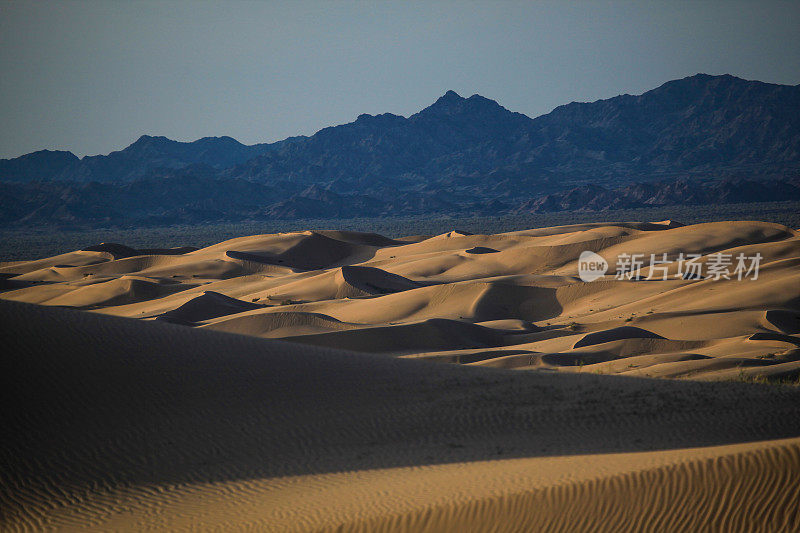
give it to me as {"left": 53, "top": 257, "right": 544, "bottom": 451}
{"left": 2, "top": 73, "right": 799, "bottom": 227}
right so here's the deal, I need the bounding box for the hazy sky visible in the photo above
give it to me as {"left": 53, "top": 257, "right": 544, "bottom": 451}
{"left": 1, "top": 0, "right": 799, "bottom": 159}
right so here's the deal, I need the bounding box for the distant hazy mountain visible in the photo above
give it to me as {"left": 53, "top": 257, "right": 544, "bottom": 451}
{"left": 2, "top": 74, "right": 799, "bottom": 226}
{"left": 0, "top": 136, "right": 275, "bottom": 183}
{"left": 3, "top": 174, "right": 798, "bottom": 228}
{"left": 0, "top": 150, "right": 79, "bottom": 182}
{"left": 513, "top": 177, "right": 800, "bottom": 214}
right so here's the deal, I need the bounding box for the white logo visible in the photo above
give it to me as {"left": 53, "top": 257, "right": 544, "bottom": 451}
{"left": 578, "top": 250, "right": 608, "bottom": 282}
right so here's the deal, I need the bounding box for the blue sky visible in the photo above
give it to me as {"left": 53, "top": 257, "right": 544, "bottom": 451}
{"left": 1, "top": 0, "right": 798, "bottom": 159}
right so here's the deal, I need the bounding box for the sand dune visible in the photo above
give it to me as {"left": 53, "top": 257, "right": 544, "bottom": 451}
{"left": 2, "top": 220, "right": 800, "bottom": 530}
{"left": 3, "top": 221, "right": 799, "bottom": 382}
{"left": 3, "top": 299, "right": 800, "bottom": 531}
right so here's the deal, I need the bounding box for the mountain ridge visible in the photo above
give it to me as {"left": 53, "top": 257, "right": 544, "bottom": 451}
{"left": 3, "top": 73, "right": 798, "bottom": 186}
{"left": 3, "top": 73, "right": 792, "bottom": 161}
{"left": 2, "top": 73, "right": 799, "bottom": 226}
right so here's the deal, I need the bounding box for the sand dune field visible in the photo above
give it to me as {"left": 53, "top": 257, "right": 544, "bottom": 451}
{"left": 2, "top": 220, "right": 800, "bottom": 530}
{"left": 3, "top": 221, "right": 799, "bottom": 381}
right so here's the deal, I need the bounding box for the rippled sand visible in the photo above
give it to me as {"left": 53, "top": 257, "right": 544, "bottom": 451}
{"left": 2, "top": 220, "right": 799, "bottom": 530}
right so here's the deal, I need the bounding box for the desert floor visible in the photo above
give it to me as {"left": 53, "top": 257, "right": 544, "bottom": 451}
{"left": 2, "top": 220, "right": 799, "bottom": 531}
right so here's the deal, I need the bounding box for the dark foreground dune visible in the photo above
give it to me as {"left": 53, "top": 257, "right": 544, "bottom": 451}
{"left": 2, "top": 298, "right": 800, "bottom": 531}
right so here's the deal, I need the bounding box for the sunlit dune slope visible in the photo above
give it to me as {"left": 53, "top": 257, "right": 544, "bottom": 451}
{"left": 3, "top": 220, "right": 799, "bottom": 382}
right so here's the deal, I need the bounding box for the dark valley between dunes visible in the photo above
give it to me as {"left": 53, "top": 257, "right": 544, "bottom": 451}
{"left": 2, "top": 73, "right": 799, "bottom": 228}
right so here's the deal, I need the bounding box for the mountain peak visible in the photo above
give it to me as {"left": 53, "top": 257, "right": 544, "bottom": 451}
{"left": 413, "top": 90, "right": 519, "bottom": 124}
{"left": 193, "top": 136, "right": 244, "bottom": 148}
{"left": 428, "top": 90, "right": 464, "bottom": 108}
{"left": 134, "top": 134, "right": 169, "bottom": 143}
{"left": 415, "top": 90, "right": 475, "bottom": 117}
{"left": 127, "top": 135, "right": 172, "bottom": 150}
{"left": 652, "top": 73, "right": 768, "bottom": 94}
{"left": 434, "top": 89, "right": 464, "bottom": 105}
